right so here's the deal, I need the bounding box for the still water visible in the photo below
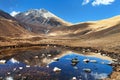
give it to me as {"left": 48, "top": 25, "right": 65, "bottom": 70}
{"left": 0, "top": 49, "right": 112, "bottom": 80}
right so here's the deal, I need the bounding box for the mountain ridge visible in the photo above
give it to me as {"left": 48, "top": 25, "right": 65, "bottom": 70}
{"left": 0, "top": 9, "right": 33, "bottom": 38}
{"left": 13, "top": 9, "right": 72, "bottom": 34}
{"left": 48, "top": 15, "right": 120, "bottom": 38}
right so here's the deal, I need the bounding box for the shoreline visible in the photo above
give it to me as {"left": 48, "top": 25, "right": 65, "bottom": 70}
{"left": 54, "top": 51, "right": 112, "bottom": 61}
{"left": 85, "top": 52, "right": 112, "bottom": 61}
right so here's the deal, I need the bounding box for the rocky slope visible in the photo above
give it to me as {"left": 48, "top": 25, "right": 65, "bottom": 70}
{"left": 14, "top": 9, "right": 72, "bottom": 34}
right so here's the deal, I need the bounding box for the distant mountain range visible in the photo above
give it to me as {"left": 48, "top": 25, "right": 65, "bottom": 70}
{"left": 0, "top": 9, "right": 120, "bottom": 40}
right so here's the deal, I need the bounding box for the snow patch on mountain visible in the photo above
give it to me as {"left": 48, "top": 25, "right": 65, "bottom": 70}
{"left": 10, "top": 11, "right": 20, "bottom": 17}
{"left": 15, "top": 8, "right": 70, "bottom": 27}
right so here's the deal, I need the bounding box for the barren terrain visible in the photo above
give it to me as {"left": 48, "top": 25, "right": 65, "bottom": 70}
{"left": 0, "top": 10, "right": 120, "bottom": 80}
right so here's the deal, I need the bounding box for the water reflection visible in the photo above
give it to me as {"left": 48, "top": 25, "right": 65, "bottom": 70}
{"left": 49, "top": 53, "right": 112, "bottom": 80}
{"left": 0, "top": 48, "right": 112, "bottom": 80}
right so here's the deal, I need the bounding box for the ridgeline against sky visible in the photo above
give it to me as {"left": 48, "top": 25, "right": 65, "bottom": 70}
{"left": 0, "top": 0, "right": 119, "bottom": 23}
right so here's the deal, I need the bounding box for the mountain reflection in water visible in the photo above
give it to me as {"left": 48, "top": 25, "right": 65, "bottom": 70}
{"left": 0, "top": 48, "right": 112, "bottom": 80}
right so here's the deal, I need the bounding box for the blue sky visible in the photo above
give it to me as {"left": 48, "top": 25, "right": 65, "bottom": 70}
{"left": 0, "top": 0, "right": 120, "bottom": 23}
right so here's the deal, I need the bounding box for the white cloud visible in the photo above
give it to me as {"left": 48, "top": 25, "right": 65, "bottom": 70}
{"left": 10, "top": 11, "right": 20, "bottom": 16}
{"left": 10, "top": 58, "right": 19, "bottom": 63}
{"left": 5, "top": 76, "right": 14, "bottom": 80}
{"left": 82, "top": 0, "right": 115, "bottom": 6}
{"left": 92, "top": 0, "right": 115, "bottom": 6}
{"left": 82, "top": 0, "right": 90, "bottom": 5}
{"left": 91, "top": 72, "right": 108, "bottom": 79}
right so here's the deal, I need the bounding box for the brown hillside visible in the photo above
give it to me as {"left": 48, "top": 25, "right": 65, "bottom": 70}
{"left": 48, "top": 16, "right": 120, "bottom": 38}
{"left": 0, "top": 18, "right": 32, "bottom": 37}
{"left": 48, "top": 15, "right": 120, "bottom": 53}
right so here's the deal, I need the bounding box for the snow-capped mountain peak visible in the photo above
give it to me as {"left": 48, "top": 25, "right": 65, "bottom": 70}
{"left": 22, "top": 9, "right": 57, "bottom": 19}
{"left": 14, "top": 9, "right": 72, "bottom": 28}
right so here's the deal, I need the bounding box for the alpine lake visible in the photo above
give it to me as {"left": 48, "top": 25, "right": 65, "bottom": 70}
{"left": 0, "top": 47, "right": 113, "bottom": 80}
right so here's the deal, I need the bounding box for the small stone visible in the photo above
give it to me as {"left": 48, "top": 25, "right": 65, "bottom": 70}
{"left": 19, "top": 67, "right": 23, "bottom": 70}
{"left": 48, "top": 54, "right": 51, "bottom": 57}
{"left": 7, "top": 72, "right": 10, "bottom": 75}
{"left": 53, "top": 67, "right": 61, "bottom": 72}
{"left": 13, "top": 68, "right": 16, "bottom": 71}
{"left": 90, "top": 60, "right": 97, "bottom": 63}
{"left": 73, "top": 66, "right": 78, "bottom": 69}
{"left": 72, "top": 77, "right": 77, "bottom": 80}
{"left": 0, "top": 60, "right": 6, "bottom": 64}
{"left": 46, "top": 65, "right": 49, "bottom": 68}
{"left": 83, "top": 68, "right": 91, "bottom": 73}
{"left": 35, "top": 56, "right": 38, "bottom": 58}
{"left": 83, "top": 58, "right": 90, "bottom": 63}
{"left": 53, "top": 58, "right": 59, "bottom": 61}
{"left": 98, "top": 53, "right": 101, "bottom": 55}
{"left": 18, "top": 74, "right": 21, "bottom": 76}
{"left": 26, "top": 65, "right": 30, "bottom": 68}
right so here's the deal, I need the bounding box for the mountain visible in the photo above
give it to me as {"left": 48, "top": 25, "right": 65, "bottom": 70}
{"left": 48, "top": 15, "right": 120, "bottom": 38}
{"left": 48, "top": 15, "right": 120, "bottom": 52}
{"left": 0, "top": 10, "right": 32, "bottom": 38}
{"left": 14, "top": 9, "right": 72, "bottom": 34}
{"left": 0, "top": 10, "right": 16, "bottom": 21}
